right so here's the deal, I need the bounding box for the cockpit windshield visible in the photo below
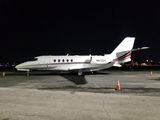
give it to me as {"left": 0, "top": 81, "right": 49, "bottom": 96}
{"left": 29, "top": 58, "right": 38, "bottom": 61}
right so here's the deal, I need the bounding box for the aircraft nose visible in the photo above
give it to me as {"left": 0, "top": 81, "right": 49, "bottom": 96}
{"left": 15, "top": 64, "right": 21, "bottom": 69}
{"left": 15, "top": 63, "right": 29, "bottom": 71}
{"left": 15, "top": 63, "right": 25, "bottom": 69}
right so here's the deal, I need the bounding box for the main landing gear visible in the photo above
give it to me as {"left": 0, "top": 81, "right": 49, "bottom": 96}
{"left": 78, "top": 71, "right": 85, "bottom": 76}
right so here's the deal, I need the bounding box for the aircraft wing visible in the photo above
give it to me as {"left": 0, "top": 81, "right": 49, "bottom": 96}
{"left": 68, "top": 62, "right": 115, "bottom": 72}
{"left": 92, "top": 62, "right": 115, "bottom": 71}
{"left": 68, "top": 66, "right": 95, "bottom": 71}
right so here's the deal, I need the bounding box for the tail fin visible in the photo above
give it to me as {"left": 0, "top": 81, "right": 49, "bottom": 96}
{"left": 111, "top": 37, "right": 135, "bottom": 54}
{"left": 107, "top": 37, "right": 148, "bottom": 67}
{"left": 111, "top": 37, "right": 135, "bottom": 66}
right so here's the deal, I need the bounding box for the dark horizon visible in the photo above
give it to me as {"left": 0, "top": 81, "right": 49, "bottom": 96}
{"left": 1, "top": 1, "right": 160, "bottom": 62}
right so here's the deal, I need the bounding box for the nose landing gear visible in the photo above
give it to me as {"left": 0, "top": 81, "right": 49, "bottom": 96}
{"left": 26, "top": 70, "right": 30, "bottom": 76}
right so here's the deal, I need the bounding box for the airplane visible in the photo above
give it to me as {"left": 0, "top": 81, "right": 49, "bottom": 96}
{"left": 15, "top": 37, "right": 149, "bottom": 76}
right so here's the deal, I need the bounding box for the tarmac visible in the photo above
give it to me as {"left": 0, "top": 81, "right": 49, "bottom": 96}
{"left": 0, "top": 70, "right": 160, "bottom": 120}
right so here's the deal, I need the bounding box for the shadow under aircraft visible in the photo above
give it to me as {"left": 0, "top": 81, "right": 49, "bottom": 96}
{"left": 5, "top": 70, "right": 111, "bottom": 85}
{"left": 60, "top": 75, "right": 87, "bottom": 85}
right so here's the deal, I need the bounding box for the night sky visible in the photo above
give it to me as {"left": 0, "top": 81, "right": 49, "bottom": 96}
{"left": 1, "top": 0, "right": 160, "bottom": 62}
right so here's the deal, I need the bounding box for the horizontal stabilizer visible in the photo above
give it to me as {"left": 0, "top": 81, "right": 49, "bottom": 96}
{"left": 115, "top": 47, "right": 149, "bottom": 58}
{"left": 116, "top": 47, "right": 149, "bottom": 54}
{"left": 131, "top": 47, "right": 149, "bottom": 52}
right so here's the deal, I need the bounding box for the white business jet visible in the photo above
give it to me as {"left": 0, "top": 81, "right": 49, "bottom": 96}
{"left": 16, "top": 37, "right": 148, "bottom": 76}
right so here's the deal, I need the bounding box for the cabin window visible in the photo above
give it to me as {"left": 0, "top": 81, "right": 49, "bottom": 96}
{"left": 71, "top": 59, "right": 73, "bottom": 62}
{"left": 58, "top": 59, "right": 60, "bottom": 62}
{"left": 54, "top": 59, "right": 56, "bottom": 62}
{"left": 67, "top": 59, "right": 69, "bottom": 62}
{"left": 62, "top": 59, "right": 65, "bottom": 62}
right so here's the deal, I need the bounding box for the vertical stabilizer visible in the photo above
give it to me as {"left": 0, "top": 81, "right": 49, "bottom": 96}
{"left": 111, "top": 37, "right": 135, "bottom": 65}
{"left": 111, "top": 37, "right": 135, "bottom": 54}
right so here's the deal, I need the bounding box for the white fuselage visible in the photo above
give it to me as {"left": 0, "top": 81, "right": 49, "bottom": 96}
{"left": 16, "top": 55, "right": 114, "bottom": 72}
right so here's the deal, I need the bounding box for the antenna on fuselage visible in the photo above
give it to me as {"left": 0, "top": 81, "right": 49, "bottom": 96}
{"left": 89, "top": 54, "right": 92, "bottom": 63}
{"left": 66, "top": 53, "right": 69, "bottom": 56}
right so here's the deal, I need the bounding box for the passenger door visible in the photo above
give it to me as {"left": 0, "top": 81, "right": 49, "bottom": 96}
{"left": 44, "top": 58, "right": 50, "bottom": 68}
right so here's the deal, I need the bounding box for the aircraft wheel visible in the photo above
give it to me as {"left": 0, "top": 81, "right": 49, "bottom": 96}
{"left": 78, "top": 71, "right": 85, "bottom": 76}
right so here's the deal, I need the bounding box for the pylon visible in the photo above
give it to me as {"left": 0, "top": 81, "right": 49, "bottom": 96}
{"left": 2, "top": 72, "right": 5, "bottom": 77}
{"left": 150, "top": 71, "right": 152, "bottom": 76}
{"left": 115, "top": 79, "right": 121, "bottom": 91}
